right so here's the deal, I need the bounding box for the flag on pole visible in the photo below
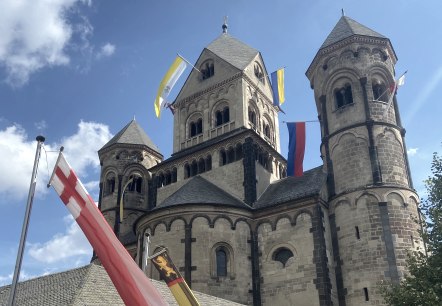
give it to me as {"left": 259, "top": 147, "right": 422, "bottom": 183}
{"left": 154, "top": 56, "right": 187, "bottom": 118}
{"left": 287, "top": 122, "right": 306, "bottom": 177}
{"left": 49, "top": 152, "right": 167, "bottom": 306}
{"left": 383, "top": 71, "right": 407, "bottom": 118}
{"left": 271, "top": 68, "right": 285, "bottom": 106}
{"left": 150, "top": 249, "right": 200, "bottom": 306}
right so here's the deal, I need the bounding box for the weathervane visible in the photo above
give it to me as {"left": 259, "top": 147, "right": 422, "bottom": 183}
{"left": 222, "top": 16, "right": 228, "bottom": 33}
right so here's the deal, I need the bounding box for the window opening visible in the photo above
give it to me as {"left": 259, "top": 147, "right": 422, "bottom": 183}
{"left": 273, "top": 248, "right": 294, "bottom": 268}
{"left": 335, "top": 83, "right": 353, "bottom": 108}
{"left": 355, "top": 226, "right": 360, "bottom": 239}
{"left": 216, "top": 248, "right": 227, "bottom": 277}
{"left": 364, "top": 288, "right": 369, "bottom": 301}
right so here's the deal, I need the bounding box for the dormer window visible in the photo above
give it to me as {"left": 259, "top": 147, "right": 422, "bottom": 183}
{"left": 254, "top": 62, "right": 265, "bottom": 84}
{"left": 335, "top": 83, "right": 353, "bottom": 108}
{"left": 201, "top": 60, "right": 214, "bottom": 80}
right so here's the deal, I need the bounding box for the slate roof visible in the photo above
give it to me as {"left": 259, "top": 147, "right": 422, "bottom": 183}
{"left": 157, "top": 175, "right": 250, "bottom": 209}
{"left": 206, "top": 33, "right": 259, "bottom": 70}
{"left": 321, "top": 16, "right": 386, "bottom": 49}
{"left": 99, "top": 119, "right": 161, "bottom": 154}
{"left": 254, "top": 166, "right": 326, "bottom": 209}
{"left": 0, "top": 264, "right": 244, "bottom": 306}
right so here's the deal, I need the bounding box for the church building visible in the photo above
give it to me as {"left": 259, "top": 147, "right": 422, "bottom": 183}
{"left": 97, "top": 15, "right": 421, "bottom": 306}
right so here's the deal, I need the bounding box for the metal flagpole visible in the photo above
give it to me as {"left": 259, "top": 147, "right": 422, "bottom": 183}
{"left": 8, "top": 136, "right": 45, "bottom": 306}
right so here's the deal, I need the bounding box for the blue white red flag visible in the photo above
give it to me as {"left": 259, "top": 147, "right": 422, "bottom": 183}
{"left": 287, "top": 122, "right": 306, "bottom": 177}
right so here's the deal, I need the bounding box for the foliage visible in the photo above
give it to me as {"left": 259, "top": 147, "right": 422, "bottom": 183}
{"left": 381, "top": 152, "right": 442, "bottom": 306}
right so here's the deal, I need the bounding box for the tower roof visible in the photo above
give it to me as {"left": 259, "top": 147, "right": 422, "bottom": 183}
{"left": 99, "top": 119, "right": 160, "bottom": 154}
{"left": 320, "top": 16, "right": 386, "bottom": 49}
{"left": 157, "top": 175, "right": 249, "bottom": 209}
{"left": 206, "top": 33, "right": 259, "bottom": 70}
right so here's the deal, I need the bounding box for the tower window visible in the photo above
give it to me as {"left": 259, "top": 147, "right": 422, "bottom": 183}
{"left": 372, "top": 80, "right": 388, "bottom": 102}
{"left": 272, "top": 247, "right": 294, "bottom": 268}
{"left": 219, "top": 149, "right": 227, "bottom": 166}
{"left": 263, "top": 123, "right": 271, "bottom": 138}
{"left": 254, "top": 62, "right": 265, "bottom": 84}
{"left": 335, "top": 83, "right": 353, "bottom": 108}
{"left": 128, "top": 175, "right": 142, "bottom": 193}
{"left": 201, "top": 60, "right": 214, "bottom": 80}
{"left": 355, "top": 226, "right": 360, "bottom": 239}
{"left": 248, "top": 107, "right": 256, "bottom": 127}
{"left": 364, "top": 288, "right": 369, "bottom": 301}
{"left": 189, "top": 117, "right": 203, "bottom": 138}
{"left": 216, "top": 248, "right": 228, "bottom": 277}
{"left": 215, "top": 107, "right": 230, "bottom": 126}
{"left": 105, "top": 174, "right": 116, "bottom": 196}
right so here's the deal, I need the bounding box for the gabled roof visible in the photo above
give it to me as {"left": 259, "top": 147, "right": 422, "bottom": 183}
{"left": 254, "top": 166, "right": 326, "bottom": 209}
{"left": 158, "top": 175, "right": 250, "bottom": 209}
{"left": 321, "top": 16, "right": 386, "bottom": 49}
{"left": 206, "top": 33, "right": 259, "bottom": 70}
{"left": 0, "top": 264, "right": 244, "bottom": 305}
{"left": 99, "top": 119, "right": 160, "bottom": 154}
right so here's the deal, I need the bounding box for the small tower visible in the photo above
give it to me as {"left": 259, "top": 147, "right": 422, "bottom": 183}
{"left": 306, "top": 16, "right": 420, "bottom": 305}
{"left": 97, "top": 119, "right": 162, "bottom": 257}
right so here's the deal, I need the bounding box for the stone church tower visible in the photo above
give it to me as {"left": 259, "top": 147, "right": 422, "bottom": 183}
{"left": 96, "top": 16, "right": 421, "bottom": 306}
{"left": 306, "top": 16, "right": 421, "bottom": 305}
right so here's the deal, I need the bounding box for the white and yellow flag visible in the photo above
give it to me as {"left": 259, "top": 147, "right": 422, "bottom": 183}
{"left": 154, "top": 56, "right": 187, "bottom": 118}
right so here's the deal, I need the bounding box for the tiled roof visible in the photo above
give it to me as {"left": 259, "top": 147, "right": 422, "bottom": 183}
{"left": 206, "top": 34, "right": 259, "bottom": 70}
{"left": 157, "top": 175, "right": 250, "bottom": 209}
{"left": 321, "top": 16, "right": 386, "bottom": 49}
{"left": 0, "top": 264, "right": 244, "bottom": 305}
{"left": 254, "top": 166, "right": 326, "bottom": 209}
{"left": 99, "top": 119, "right": 161, "bottom": 154}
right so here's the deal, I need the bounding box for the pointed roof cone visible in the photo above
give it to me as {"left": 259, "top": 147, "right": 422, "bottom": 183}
{"left": 206, "top": 34, "right": 259, "bottom": 71}
{"left": 99, "top": 119, "right": 161, "bottom": 155}
{"left": 320, "top": 16, "right": 386, "bottom": 49}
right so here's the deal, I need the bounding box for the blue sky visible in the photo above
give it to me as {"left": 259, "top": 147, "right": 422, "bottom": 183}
{"left": 1, "top": 0, "right": 441, "bottom": 285}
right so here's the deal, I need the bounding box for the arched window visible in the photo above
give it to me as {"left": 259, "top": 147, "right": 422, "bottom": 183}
{"left": 254, "top": 62, "right": 265, "bottom": 84}
{"left": 171, "top": 168, "right": 177, "bottom": 183}
{"left": 205, "top": 155, "right": 212, "bottom": 171}
{"left": 227, "top": 147, "right": 235, "bottom": 164}
{"left": 105, "top": 173, "right": 116, "bottom": 196}
{"left": 191, "top": 160, "right": 198, "bottom": 177}
{"left": 189, "top": 117, "right": 203, "bottom": 138}
{"left": 157, "top": 173, "right": 165, "bottom": 187}
{"left": 219, "top": 149, "right": 227, "bottom": 166}
{"left": 372, "top": 80, "right": 388, "bottom": 102}
{"left": 190, "top": 122, "right": 197, "bottom": 137}
{"left": 184, "top": 164, "right": 190, "bottom": 179}
{"left": 196, "top": 118, "right": 203, "bottom": 135}
{"left": 263, "top": 123, "right": 271, "bottom": 138}
{"left": 248, "top": 107, "right": 256, "bottom": 127}
{"left": 198, "top": 158, "right": 205, "bottom": 174}
{"left": 128, "top": 175, "right": 142, "bottom": 193}
{"left": 216, "top": 249, "right": 227, "bottom": 277}
{"left": 235, "top": 143, "right": 243, "bottom": 161}
{"left": 272, "top": 247, "right": 294, "bottom": 268}
{"left": 335, "top": 83, "right": 353, "bottom": 108}
{"left": 215, "top": 107, "right": 230, "bottom": 127}
{"left": 201, "top": 60, "right": 214, "bottom": 80}
{"left": 223, "top": 107, "right": 230, "bottom": 123}
{"left": 164, "top": 171, "right": 171, "bottom": 185}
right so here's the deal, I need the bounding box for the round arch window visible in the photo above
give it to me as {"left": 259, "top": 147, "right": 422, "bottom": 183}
{"left": 272, "top": 247, "right": 294, "bottom": 267}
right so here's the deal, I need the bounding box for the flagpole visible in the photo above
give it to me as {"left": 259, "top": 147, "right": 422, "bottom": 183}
{"left": 177, "top": 53, "right": 201, "bottom": 73}
{"left": 8, "top": 136, "right": 45, "bottom": 306}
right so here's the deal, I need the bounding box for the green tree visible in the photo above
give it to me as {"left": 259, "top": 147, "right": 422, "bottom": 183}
{"left": 381, "top": 152, "right": 442, "bottom": 305}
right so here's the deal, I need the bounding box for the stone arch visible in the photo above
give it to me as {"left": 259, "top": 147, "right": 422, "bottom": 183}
{"left": 200, "top": 59, "right": 214, "bottom": 80}
{"left": 330, "top": 131, "right": 368, "bottom": 157}
{"left": 376, "top": 128, "right": 407, "bottom": 185}
{"left": 323, "top": 55, "right": 339, "bottom": 70}
{"left": 255, "top": 219, "right": 274, "bottom": 233}
{"left": 274, "top": 215, "right": 292, "bottom": 231}
{"left": 355, "top": 192, "right": 380, "bottom": 206}
{"left": 190, "top": 214, "right": 211, "bottom": 227}
{"left": 339, "top": 49, "right": 356, "bottom": 61}
{"left": 212, "top": 215, "right": 234, "bottom": 229}
{"left": 102, "top": 168, "right": 118, "bottom": 196}
{"left": 232, "top": 218, "right": 252, "bottom": 231}
{"left": 116, "top": 150, "right": 129, "bottom": 160}
{"left": 293, "top": 210, "right": 313, "bottom": 226}
{"left": 372, "top": 48, "right": 388, "bottom": 61}
{"left": 151, "top": 221, "right": 167, "bottom": 236}
{"left": 169, "top": 216, "right": 188, "bottom": 229}
{"left": 324, "top": 68, "right": 361, "bottom": 99}
{"left": 333, "top": 198, "right": 352, "bottom": 215}
{"left": 386, "top": 191, "right": 406, "bottom": 207}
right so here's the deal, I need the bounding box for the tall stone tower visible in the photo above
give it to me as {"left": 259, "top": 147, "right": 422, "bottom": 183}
{"left": 306, "top": 16, "right": 421, "bottom": 305}
{"left": 97, "top": 120, "right": 163, "bottom": 257}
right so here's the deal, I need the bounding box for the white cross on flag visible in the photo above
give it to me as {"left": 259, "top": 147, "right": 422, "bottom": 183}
{"left": 49, "top": 152, "right": 167, "bottom": 306}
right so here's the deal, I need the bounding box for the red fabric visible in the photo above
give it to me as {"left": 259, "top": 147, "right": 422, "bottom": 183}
{"left": 54, "top": 162, "right": 167, "bottom": 306}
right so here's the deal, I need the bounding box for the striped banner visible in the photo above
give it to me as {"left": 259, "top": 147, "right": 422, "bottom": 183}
{"left": 49, "top": 153, "right": 167, "bottom": 306}
{"left": 287, "top": 122, "right": 306, "bottom": 177}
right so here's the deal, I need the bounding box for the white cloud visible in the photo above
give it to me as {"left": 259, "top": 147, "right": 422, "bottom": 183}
{"left": 34, "top": 120, "right": 47, "bottom": 131}
{"left": 96, "top": 43, "right": 116, "bottom": 59}
{"left": 0, "top": 0, "right": 92, "bottom": 86}
{"left": 0, "top": 121, "right": 112, "bottom": 202}
{"left": 28, "top": 215, "right": 92, "bottom": 264}
{"left": 407, "top": 147, "right": 419, "bottom": 157}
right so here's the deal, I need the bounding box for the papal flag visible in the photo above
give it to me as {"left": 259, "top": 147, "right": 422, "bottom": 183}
{"left": 150, "top": 249, "right": 200, "bottom": 306}
{"left": 287, "top": 122, "right": 306, "bottom": 177}
{"left": 271, "top": 68, "right": 285, "bottom": 106}
{"left": 49, "top": 152, "right": 167, "bottom": 306}
{"left": 154, "top": 56, "right": 187, "bottom": 118}
{"left": 383, "top": 71, "right": 407, "bottom": 118}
